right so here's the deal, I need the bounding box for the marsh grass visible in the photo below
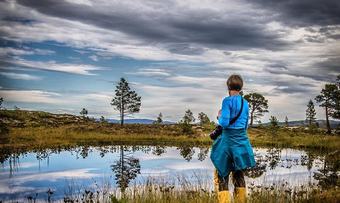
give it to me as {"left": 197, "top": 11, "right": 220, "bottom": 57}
{"left": 248, "top": 181, "right": 340, "bottom": 203}
{"left": 249, "top": 127, "right": 340, "bottom": 150}
{"left": 3, "top": 125, "right": 339, "bottom": 153}
{"left": 1, "top": 110, "right": 339, "bottom": 203}
{"left": 4, "top": 125, "right": 211, "bottom": 151}
{"left": 1, "top": 109, "right": 339, "bottom": 151}
{"left": 43, "top": 174, "right": 339, "bottom": 203}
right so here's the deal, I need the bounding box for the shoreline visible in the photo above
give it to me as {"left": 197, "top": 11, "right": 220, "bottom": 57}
{"left": 1, "top": 125, "right": 339, "bottom": 152}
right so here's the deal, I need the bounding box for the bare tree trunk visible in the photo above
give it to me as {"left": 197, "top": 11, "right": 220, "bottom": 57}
{"left": 120, "top": 109, "right": 124, "bottom": 126}
{"left": 120, "top": 146, "right": 124, "bottom": 193}
{"left": 325, "top": 106, "right": 331, "bottom": 134}
{"left": 120, "top": 97, "right": 124, "bottom": 126}
{"left": 250, "top": 109, "right": 254, "bottom": 126}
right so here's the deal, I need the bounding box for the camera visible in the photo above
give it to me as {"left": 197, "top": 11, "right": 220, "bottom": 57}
{"left": 209, "top": 125, "right": 222, "bottom": 140}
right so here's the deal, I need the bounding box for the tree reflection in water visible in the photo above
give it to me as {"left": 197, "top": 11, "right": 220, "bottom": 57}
{"left": 313, "top": 150, "right": 339, "bottom": 189}
{"left": 152, "top": 145, "right": 166, "bottom": 156}
{"left": 266, "top": 148, "right": 282, "bottom": 170}
{"left": 301, "top": 151, "right": 315, "bottom": 184}
{"left": 245, "top": 159, "right": 267, "bottom": 178}
{"left": 0, "top": 144, "right": 339, "bottom": 193}
{"left": 197, "top": 147, "right": 209, "bottom": 162}
{"left": 111, "top": 145, "right": 141, "bottom": 192}
{"left": 177, "top": 146, "right": 195, "bottom": 162}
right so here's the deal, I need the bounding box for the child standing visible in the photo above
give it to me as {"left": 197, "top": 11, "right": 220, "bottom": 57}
{"left": 210, "top": 74, "right": 256, "bottom": 203}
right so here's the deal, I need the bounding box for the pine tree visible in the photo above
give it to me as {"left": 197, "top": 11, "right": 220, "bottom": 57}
{"left": 269, "top": 116, "right": 279, "bottom": 136}
{"left": 244, "top": 93, "right": 269, "bottom": 126}
{"left": 80, "top": 108, "right": 88, "bottom": 118}
{"left": 182, "top": 109, "right": 195, "bottom": 124}
{"left": 198, "top": 112, "right": 210, "bottom": 126}
{"left": 315, "top": 84, "right": 337, "bottom": 134}
{"left": 332, "top": 75, "right": 340, "bottom": 119}
{"left": 306, "top": 99, "right": 316, "bottom": 126}
{"left": 179, "top": 109, "right": 195, "bottom": 134}
{"left": 270, "top": 116, "right": 279, "bottom": 128}
{"left": 111, "top": 78, "right": 141, "bottom": 126}
{"left": 0, "top": 97, "right": 3, "bottom": 109}
{"left": 100, "top": 116, "right": 106, "bottom": 123}
{"left": 154, "top": 112, "right": 163, "bottom": 124}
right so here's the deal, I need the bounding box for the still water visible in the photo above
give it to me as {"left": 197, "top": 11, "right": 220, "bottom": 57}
{"left": 0, "top": 145, "right": 332, "bottom": 201}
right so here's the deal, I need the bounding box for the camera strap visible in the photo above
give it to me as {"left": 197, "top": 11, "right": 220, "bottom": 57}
{"left": 229, "top": 96, "right": 244, "bottom": 125}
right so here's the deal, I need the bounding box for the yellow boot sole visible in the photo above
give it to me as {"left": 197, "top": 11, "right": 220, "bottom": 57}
{"left": 218, "top": 191, "right": 231, "bottom": 203}
{"left": 234, "top": 187, "right": 246, "bottom": 203}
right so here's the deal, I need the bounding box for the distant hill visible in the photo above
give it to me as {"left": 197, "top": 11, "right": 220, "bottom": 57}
{"left": 0, "top": 109, "right": 89, "bottom": 127}
{"left": 257, "top": 119, "right": 340, "bottom": 129}
{"left": 1, "top": 109, "right": 338, "bottom": 128}
{"left": 0, "top": 110, "right": 176, "bottom": 127}
{"left": 101, "top": 118, "right": 175, "bottom": 124}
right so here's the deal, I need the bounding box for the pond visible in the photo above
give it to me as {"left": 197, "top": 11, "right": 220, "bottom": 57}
{"left": 0, "top": 145, "right": 337, "bottom": 202}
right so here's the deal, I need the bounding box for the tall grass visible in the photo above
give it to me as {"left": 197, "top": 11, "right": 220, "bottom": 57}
{"left": 3, "top": 125, "right": 340, "bottom": 152}
{"left": 249, "top": 127, "right": 340, "bottom": 150}
{"left": 4, "top": 125, "right": 211, "bottom": 150}
{"left": 43, "top": 174, "right": 339, "bottom": 203}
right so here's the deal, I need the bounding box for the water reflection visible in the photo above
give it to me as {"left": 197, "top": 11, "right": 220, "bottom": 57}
{"left": 0, "top": 145, "right": 338, "bottom": 201}
{"left": 111, "top": 145, "right": 141, "bottom": 192}
{"left": 152, "top": 146, "right": 166, "bottom": 156}
{"left": 313, "top": 150, "right": 339, "bottom": 189}
{"left": 177, "top": 146, "right": 195, "bottom": 162}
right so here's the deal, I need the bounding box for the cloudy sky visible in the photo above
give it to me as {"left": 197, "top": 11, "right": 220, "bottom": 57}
{"left": 0, "top": 0, "right": 339, "bottom": 122}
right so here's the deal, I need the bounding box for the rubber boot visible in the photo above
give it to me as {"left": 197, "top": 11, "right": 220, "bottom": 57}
{"left": 234, "top": 187, "right": 246, "bottom": 203}
{"left": 214, "top": 170, "right": 219, "bottom": 192}
{"left": 218, "top": 191, "right": 231, "bottom": 203}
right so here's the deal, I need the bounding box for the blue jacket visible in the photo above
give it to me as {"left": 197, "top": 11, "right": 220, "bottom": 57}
{"left": 218, "top": 95, "right": 249, "bottom": 129}
{"left": 211, "top": 95, "right": 255, "bottom": 177}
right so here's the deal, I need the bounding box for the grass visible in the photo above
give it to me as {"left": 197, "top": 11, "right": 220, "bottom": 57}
{"left": 1, "top": 110, "right": 339, "bottom": 202}
{"left": 248, "top": 127, "right": 340, "bottom": 151}
{"left": 27, "top": 174, "right": 339, "bottom": 203}
{"left": 2, "top": 125, "right": 210, "bottom": 149}
{"left": 1, "top": 109, "right": 339, "bottom": 152}
{"left": 1, "top": 124, "right": 339, "bottom": 153}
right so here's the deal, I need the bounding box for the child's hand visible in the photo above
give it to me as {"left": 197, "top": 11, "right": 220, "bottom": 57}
{"left": 217, "top": 109, "right": 222, "bottom": 119}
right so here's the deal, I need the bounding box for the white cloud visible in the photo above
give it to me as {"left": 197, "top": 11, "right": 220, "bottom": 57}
{"left": 0, "top": 72, "right": 42, "bottom": 80}
{"left": 167, "top": 75, "right": 225, "bottom": 88}
{"left": 126, "top": 68, "right": 171, "bottom": 77}
{"left": 0, "top": 90, "right": 64, "bottom": 104}
{"left": 0, "top": 168, "right": 99, "bottom": 195}
{"left": 64, "top": 0, "right": 93, "bottom": 6}
{"left": 5, "top": 58, "right": 102, "bottom": 75}
{"left": 0, "top": 0, "right": 337, "bottom": 122}
{"left": 89, "top": 55, "right": 98, "bottom": 61}
{"left": 0, "top": 47, "right": 55, "bottom": 56}
{"left": 0, "top": 47, "right": 33, "bottom": 56}
{"left": 134, "top": 82, "right": 224, "bottom": 121}
{"left": 0, "top": 89, "right": 115, "bottom": 117}
{"left": 31, "top": 48, "right": 55, "bottom": 55}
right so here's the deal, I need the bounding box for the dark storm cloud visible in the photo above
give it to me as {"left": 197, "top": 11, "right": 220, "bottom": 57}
{"left": 316, "top": 57, "right": 340, "bottom": 76}
{"left": 264, "top": 64, "right": 289, "bottom": 74}
{"left": 248, "top": 0, "right": 340, "bottom": 27}
{"left": 168, "top": 19, "right": 288, "bottom": 50}
{"left": 302, "top": 26, "right": 340, "bottom": 43}
{"left": 264, "top": 60, "right": 340, "bottom": 82}
{"left": 166, "top": 43, "right": 205, "bottom": 56}
{"left": 270, "top": 86, "right": 313, "bottom": 95}
{"left": 15, "top": 0, "right": 288, "bottom": 52}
